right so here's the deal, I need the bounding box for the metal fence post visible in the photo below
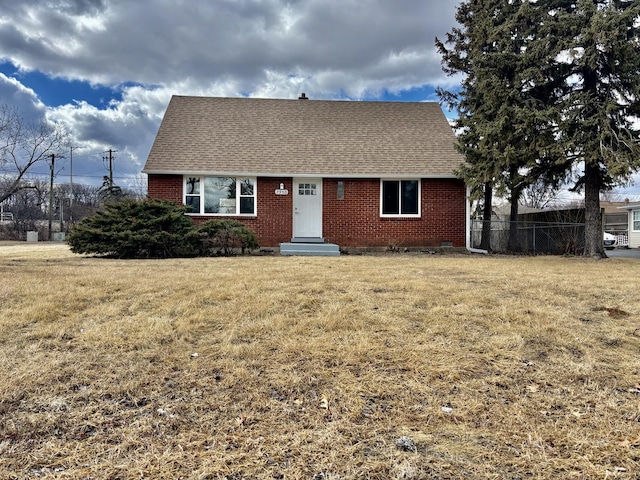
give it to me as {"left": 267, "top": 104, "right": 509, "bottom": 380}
{"left": 533, "top": 223, "right": 536, "bottom": 254}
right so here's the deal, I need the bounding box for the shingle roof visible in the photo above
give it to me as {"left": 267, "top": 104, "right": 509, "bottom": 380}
{"left": 143, "top": 95, "right": 464, "bottom": 178}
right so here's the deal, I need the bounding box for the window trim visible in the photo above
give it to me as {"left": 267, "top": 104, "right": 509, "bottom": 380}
{"left": 380, "top": 179, "right": 421, "bottom": 218}
{"left": 183, "top": 176, "right": 257, "bottom": 216}
{"left": 633, "top": 210, "right": 640, "bottom": 232}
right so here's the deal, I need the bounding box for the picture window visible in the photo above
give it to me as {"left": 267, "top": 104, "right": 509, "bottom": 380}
{"left": 184, "top": 176, "right": 256, "bottom": 216}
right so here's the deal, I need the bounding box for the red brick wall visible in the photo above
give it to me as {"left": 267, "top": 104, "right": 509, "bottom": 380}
{"left": 147, "top": 174, "right": 182, "bottom": 203}
{"left": 322, "top": 178, "right": 466, "bottom": 248}
{"left": 246, "top": 178, "right": 293, "bottom": 246}
{"left": 147, "top": 175, "right": 466, "bottom": 248}
{"left": 148, "top": 175, "right": 293, "bottom": 245}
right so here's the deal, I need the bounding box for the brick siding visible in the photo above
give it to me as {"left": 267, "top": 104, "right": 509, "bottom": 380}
{"left": 147, "top": 174, "right": 182, "bottom": 203}
{"left": 148, "top": 175, "right": 466, "bottom": 248}
{"left": 323, "top": 178, "right": 466, "bottom": 248}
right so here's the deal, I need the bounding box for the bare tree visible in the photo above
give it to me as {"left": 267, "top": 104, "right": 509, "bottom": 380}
{"left": 522, "top": 180, "right": 562, "bottom": 210}
{"left": 0, "top": 104, "right": 68, "bottom": 204}
{"left": 126, "top": 173, "right": 148, "bottom": 201}
{"left": 600, "top": 189, "right": 636, "bottom": 204}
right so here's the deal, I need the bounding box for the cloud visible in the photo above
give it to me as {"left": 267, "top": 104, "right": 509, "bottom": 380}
{"left": 46, "top": 84, "right": 172, "bottom": 184}
{"left": 0, "top": 1, "right": 636, "bottom": 198}
{"left": 0, "top": 0, "right": 458, "bottom": 91}
{"left": 0, "top": 74, "right": 46, "bottom": 123}
{"left": 0, "top": 1, "right": 462, "bottom": 186}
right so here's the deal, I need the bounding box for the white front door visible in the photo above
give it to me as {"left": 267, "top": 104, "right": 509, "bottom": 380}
{"left": 293, "top": 178, "right": 322, "bottom": 239}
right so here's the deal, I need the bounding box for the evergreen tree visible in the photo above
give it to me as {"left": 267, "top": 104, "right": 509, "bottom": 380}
{"left": 436, "top": 0, "right": 502, "bottom": 251}
{"left": 98, "top": 175, "right": 124, "bottom": 203}
{"left": 439, "top": 0, "right": 640, "bottom": 257}
{"left": 548, "top": 0, "right": 640, "bottom": 257}
{"left": 437, "top": 0, "right": 566, "bottom": 252}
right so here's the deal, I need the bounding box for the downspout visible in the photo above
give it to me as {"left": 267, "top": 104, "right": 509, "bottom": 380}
{"left": 466, "top": 185, "right": 489, "bottom": 254}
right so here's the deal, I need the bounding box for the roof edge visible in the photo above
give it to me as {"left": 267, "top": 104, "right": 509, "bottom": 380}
{"left": 617, "top": 203, "right": 640, "bottom": 210}
{"left": 169, "top": 94, "right": 442, "bottom": 106}
{"left": 142, "top": 169, "right": 460, "bottom": 180}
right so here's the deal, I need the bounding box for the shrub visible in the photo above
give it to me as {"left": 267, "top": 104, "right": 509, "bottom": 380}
{"left": 67, "top": 199, "right": 198, "bottom": 258}
{"left": 192, "top": 219, "right": 259, "bottom": 256}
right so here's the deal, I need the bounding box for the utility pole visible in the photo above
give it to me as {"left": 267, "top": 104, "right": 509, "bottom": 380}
{"left": 105, "top": 149, "right": 116, "bottom": 190}
{"left": 108, "top": 149, "right": 113, "bottom": 189}
{"left": 48, "top": 153, "right": 55, "bottom": 241}
{"left": 70, "top": 145, "right": 74, "bottom": 204}
{"left": 69, "top": 145, "right": 78, "bottom": 226}
{"left": 59, "top": 196, "right": 64, "bottom": 233}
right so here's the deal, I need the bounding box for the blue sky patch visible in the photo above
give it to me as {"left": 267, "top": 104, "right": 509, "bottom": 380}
{"left": 0, "top": 62, "right": 121, "bottom": 108}
{"left": 382, "top": 85, "right": 439, "bottom": 103}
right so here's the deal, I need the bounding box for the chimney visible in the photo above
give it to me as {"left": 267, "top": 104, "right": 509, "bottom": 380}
{"left": 298, "top": 93, "right": 308, "bottom": 100}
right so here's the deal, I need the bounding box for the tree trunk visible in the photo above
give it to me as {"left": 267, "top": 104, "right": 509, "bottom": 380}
{"left": 507, "top": 185, "right": 522, "bottom": 252}
{"left": 583, "top": 161, "right": 606, "bottom": 258}
{"left": 480, "top": 182, "right": 492, "bottom": 251}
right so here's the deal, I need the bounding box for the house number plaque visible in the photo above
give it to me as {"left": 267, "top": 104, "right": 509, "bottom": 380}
{"left": 275, "top": 183, "right": 289, "bottom": 195}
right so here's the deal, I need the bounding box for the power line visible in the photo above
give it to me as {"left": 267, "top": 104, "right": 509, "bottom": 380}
{"left": 0, "top": 168, "right": 128, "bottom": 179}
{"left": 0, "top": 146, "right": 127, "bottom": 183}
{"left": 0, "top": 169, "right": 137, "bottom": 187}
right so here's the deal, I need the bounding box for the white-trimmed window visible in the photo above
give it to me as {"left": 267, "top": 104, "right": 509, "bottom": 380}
{"left": 380, "top": 180, "right": 420, "bottom": 217}
{"left": 633, "top": 210, "right": 640, "bottom": 231}
{"left": 184, "top": 176, "right": 256, "bottom": 216}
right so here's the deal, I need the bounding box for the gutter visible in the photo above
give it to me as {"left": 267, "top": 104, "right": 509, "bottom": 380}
{"left": 142, "top": 170, "right": 459, "bottom": 180}
{"left": 466, "top": 186, "right": 489, "bottom": 255}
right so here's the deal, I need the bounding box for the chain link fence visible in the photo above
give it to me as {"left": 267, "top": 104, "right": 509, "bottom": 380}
{"left": 471, "top": 220, "right": 586, "bottom": 254}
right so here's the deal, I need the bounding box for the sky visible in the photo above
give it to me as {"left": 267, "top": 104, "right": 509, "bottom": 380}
{"left": 0, "top": 0, "right": 638, "bottom": 200}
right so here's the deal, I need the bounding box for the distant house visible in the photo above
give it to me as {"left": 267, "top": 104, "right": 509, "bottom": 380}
{"left": 143, "top": 95, "right": 467, "bottom": 251}
{"left": 601, "top": 200, "right": 630, "bottom": 235}
{"left": 618, "top": 202, "right": 640, "bottom": 248}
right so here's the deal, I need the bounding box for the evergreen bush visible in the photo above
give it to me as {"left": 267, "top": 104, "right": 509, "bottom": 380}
{"left": 67, "top": 199, "right": 198, "bottom": 258}
{"left": 68, "top": 200, "right": 260, "bottom": 259}
{"left": 192, "top": 219, "right": 259, "bottom": 256}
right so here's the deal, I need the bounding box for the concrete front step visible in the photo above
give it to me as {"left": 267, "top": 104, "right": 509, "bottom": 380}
{"left": 279, "top": 242, "right": 340, "bottom": 256}
{"left": 290, "top": 237, "right": 325, "bottom": 244}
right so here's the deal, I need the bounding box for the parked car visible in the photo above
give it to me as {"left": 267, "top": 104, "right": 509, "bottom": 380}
{"left": 604, "top": 232, "right": 618, "bottom": 250}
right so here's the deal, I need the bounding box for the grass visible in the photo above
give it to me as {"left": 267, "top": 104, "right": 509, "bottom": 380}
{"left": 0, "top": 244, "right": 639, "bottom": 479}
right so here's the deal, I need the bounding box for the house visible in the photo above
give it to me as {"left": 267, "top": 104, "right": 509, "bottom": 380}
{"left": 143, "top": 95, "right": 467, "bottom": 253}
{"left": 618, "top": 202, "right": 640, "bottom": 248}
{"left": 601, "top": 200, "right": 630, "bottom": 235}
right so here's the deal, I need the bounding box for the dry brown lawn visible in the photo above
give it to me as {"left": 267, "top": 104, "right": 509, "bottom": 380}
{"left": 0, "top": 244, "right": 639, "bottom": 479}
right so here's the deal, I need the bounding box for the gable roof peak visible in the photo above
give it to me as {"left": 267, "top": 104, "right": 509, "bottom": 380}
{"left": 144, "top": 95, "right": 464, "bottom": 178}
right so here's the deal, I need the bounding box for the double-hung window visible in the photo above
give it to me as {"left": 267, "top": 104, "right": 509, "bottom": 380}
{"left": 184, "top": 176, "right": 256, "bottom": 215}
{"left": 633, "top": 210, "right": 640, "bottom": 231}
{"left": 380, "top": 180, "right": 420, "bottom": 217}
